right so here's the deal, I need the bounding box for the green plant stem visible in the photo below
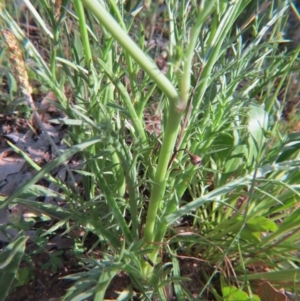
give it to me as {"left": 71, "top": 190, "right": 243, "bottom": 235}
{"left": 50, "top": 18, "right": 59, "bottom": 81}
{"left": 98, "top": 58, "right": 146, "bottom": 142}
{"left": 82, "top": 0, "right": 218, "bottom": 277}
{"left": 81, "top": 0, "right": 178, "bottom": 104}
{"left": 108, "top": 0, "right": 137, "bottom": 98}
{"left": 73, "top": 0, "right": 92, "bottom": 70}
{"left": 142, "top": 1, "right": 217, "bottom": 276}
{"left": 103, "top": 35, "right": 114, "bottom": 107}
{"left": 111, "top": 148, "right": 126, "bottom": 197}
{"left": 107, "top": 135, "right": 140, "bottom": 239}
{"left": 142, "top": 103, "right": 183, "bottom": 235}
{"left": 193, "top": 1, "right": 251, "bottom": 110}
{"left": 180, "top": 0, "right": 216, "bottom": 103}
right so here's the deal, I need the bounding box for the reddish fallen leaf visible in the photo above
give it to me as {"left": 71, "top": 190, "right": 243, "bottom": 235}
{"left": 258, "top": 281, "right": 287, "bottom": 301}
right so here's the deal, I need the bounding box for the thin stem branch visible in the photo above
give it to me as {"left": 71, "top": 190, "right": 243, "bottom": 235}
{"left": 74, "top": 0, "right": 92, "bottom": 69}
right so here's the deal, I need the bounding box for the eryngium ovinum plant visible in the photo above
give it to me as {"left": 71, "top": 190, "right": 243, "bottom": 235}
{"left": 1, "top": 0, "right": 300, "bottom": 300}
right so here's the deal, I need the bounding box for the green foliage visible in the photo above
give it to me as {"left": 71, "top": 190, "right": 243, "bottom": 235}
{"left": 15, "top": 266, "right": 34, "bottom": 287}
{"left": 0, "top": 0, "right": 300, "bottom": 300}
{"left": 0, "top": 233, "right": 28, "bottom": 301}
{"left": 42, "top": 250, "right": 64, "bottom": 274}
{"left": 222, "top": 286, "right": 260, "bottom": 301}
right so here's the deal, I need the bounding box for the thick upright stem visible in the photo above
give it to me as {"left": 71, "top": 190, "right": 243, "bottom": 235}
{"left": 142, "top": 103, "right": 184, "bottom": 276}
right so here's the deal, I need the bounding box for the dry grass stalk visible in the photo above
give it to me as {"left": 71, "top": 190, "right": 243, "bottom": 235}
{"left": 1, "top": 28, "right": 77, "bottom": 190}
{"left": 1, "top": 29, "right": 57, "bottom": 147}
{"left": 1, "top": 28, "right": 33, "bottom": 95}
{"left": 54, "top": 0, "right": 62, "bottom": 22}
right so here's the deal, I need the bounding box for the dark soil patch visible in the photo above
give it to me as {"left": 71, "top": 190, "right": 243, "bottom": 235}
{"left": 6, "top": 249, "right": 79, "bottom": 301}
